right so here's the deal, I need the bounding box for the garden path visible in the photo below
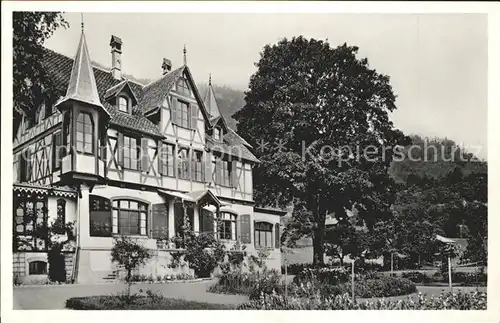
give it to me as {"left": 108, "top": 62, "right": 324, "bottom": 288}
{"left": 13, "top": 280, "right": 249, "bottom": 310}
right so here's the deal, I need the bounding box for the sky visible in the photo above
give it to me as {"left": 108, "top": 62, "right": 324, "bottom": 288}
{"left": 45, "top": 13, "right": 488, "bottom": 160}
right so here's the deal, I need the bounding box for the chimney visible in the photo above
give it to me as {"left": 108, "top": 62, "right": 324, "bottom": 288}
{"left": 110, "top": 35, "right": 123, "bottom": 80}
{"left": 162, "top": 58, "right": 172, "bottom": 75}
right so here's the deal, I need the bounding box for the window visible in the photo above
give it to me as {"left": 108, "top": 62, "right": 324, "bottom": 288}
{"left": 217, "top": 212, "right": 237, "bottom": 240}
{"left": 191, "top": 150, "right": 203, "bottom": 182}
{"left": 159, "top": 143, "right": 175, "bottom": 177}
{"left": 113, "top": 199, "right": 148, "bottom": 236}
{"left": 13, "top": 196, "right": 47, "bottom": 251}
{"left": 214, "top": 128, "right": 222, "bottom": 141}
{"left": 29, "top": 261, "right": 47, "bottom": 275}
{"left": 118, "top": 96, "right": 128, "bottom": 112}
{"left": 52, "top": 131, "right": 63, "bottom": 170}
{"left": 254, "top": 222, "right": 273, "bottom": 248}
{"left": 76, "top": 112, "right": 94, "bottom": 154}
{"left": 214, "top": 155, "right": 232, "bottom": 187}
{"left": 57, "top": 199, "right": 66, "bottom": 224}
{"left": 176, "top": 101, "right": 190, "bottom": 128}
{"left": 123, "top": 135, "right": 138, "bottom": 170}
{"left": 90, "top": 195, "right": 112, "bottom": 237}
{"left": 177, "top": 147, "right": 189, "bottom": 180}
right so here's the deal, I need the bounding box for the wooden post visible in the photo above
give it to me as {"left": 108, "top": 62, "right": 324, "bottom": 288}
{"left": 284, "top": 251, "right": 288, "bottom": 302}
{"left": 391, "top": 252, "right": 394, "bottom": 276}
{"left": 351, "top": 259, "right": 355, "bottom": 302}
{"left": 448, "top": 254, "right": 453, "bottom": 293}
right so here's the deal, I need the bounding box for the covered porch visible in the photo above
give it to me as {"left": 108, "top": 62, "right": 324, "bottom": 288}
{"left": 155, "top": 189, "right": 225, "bottom": 248}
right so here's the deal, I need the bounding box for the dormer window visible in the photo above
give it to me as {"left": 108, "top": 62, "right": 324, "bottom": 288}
{"left": 118, "top": 96, "right": 128, "bottom": 112}
{"left": 214, "top": 127, "right": 222, "bottom": 141}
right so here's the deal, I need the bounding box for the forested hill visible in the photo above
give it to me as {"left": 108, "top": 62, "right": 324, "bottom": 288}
{"left": 194, "top": 83, "right": 488, "bottom": 183}
{"left": 389, "top": 135, "right": 487, "bottom": 184}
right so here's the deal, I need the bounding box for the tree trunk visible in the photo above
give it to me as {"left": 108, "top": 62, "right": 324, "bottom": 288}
{"left": 339, "top": 255, "right": 344, "bottom": 266}
{"left": 312, "top": 225, "right": 325, "bottom": 266}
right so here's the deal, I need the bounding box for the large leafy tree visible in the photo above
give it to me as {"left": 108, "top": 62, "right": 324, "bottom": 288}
{"left": 324, "top": 222, "right": 367, "bottom": 266}
{"left": 234, "top": 36, "right": 408, "bottom": 264}
{"left": 13, "top": 12, "right": 68, "bottom": 136}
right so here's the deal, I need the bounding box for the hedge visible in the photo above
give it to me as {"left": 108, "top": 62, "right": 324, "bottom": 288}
{"left": 66, "top": 295, "right": 233, "bottom": 310}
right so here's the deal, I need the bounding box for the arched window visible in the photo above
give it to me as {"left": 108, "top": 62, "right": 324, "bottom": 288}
{"left": 29, "top": 260, "right": 47, "bottom": 275}
{"left": 254, "top": 221, "right": 273, "bottom": 248}
{"left": 217, "top": 212, "right": 237, "bottom": 240}
{"left": 76, "top": 112, "right": 94, "bottom": 154}
{"left": 57, "top": 199, "right": 66, "bottom": 224}
{"left": 118, "top": 96, "right": 128, "bottom": 112}
{"left": 112, "top": 199, "right": 148, "bottom": 236}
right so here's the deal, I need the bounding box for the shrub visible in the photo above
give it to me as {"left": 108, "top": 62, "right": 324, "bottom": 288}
{"left": 293, "top": 267, "right": 350, "bottom": 286}
{"left": 325, "top": 276, "right": 417, "bottom": 298}
{"left": 208, "top": 268, "right": 285, "bottom": 300}
{"left": 65, "top": 294, "right": 234, "bottom": 310}
{"left": 237, "top": 291, "right": 487, "bottom": 310}
{"left": 443, "top": 271, "right": 487, "bottom": 286}
{"left": 401, "top": 271, "right": 433, "bottom": 284}
{"left": 292, "top": 269, "right": 416, "bottom": 298}
{"left": 183, "top": 232, "right": 226, "bottom": 278}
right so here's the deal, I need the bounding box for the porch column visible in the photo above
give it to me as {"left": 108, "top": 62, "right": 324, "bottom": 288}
{"left": 78, "top": 185, "right": 90, "bottom": 248}
{"left": 168, "top": 199, "right": 175, "bottom": 239}
{"left": 193, "top": 206, "right": 200, "bottom": 233}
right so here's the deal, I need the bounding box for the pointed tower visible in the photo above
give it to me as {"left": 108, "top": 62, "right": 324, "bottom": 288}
{"left": 203, "top": 75, "right": 221, "bottom": 118}
{"left": 55, "top": 28, "right": 109, "bottom": 186}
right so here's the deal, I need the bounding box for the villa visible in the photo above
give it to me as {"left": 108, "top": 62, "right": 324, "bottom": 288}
{"left": 12, "top": 28, "right": 285, "bottom": 284}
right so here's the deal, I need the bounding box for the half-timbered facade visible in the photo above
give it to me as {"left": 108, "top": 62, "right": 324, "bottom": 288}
{"left": 12, "top": 29, "right": 285, "bottom": 284}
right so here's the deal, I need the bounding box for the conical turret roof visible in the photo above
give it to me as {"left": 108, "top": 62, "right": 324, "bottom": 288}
{"left": 203, "top": 79, "right": 221, "bottom": 118}
{"left": 56, "top": 30, "right": 107, "bottom": 115}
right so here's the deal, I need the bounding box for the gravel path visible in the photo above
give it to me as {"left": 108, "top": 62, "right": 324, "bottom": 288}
{"left": 13, "top": 280, "right": 249, "bottom": 310}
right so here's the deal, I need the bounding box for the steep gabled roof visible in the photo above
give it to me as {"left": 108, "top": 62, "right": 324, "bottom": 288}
{"left": 138, "top": 65, "right": 212, "bottom": 127}
{"left": 41, "top": 48, "right": 162, "bottom": 137}
{"left": 137, "top": 66, "right": 184, "bottom": 114}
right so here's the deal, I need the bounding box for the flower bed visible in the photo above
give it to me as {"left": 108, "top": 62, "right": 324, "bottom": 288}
{"left": 324, "top": 276, "right": 417, "bottom": 298}
{"left": 208, "top": 269, "right": 284, "bottom": 300}
{"left": 238, "top": 291, "right": 487, "bottom": 310}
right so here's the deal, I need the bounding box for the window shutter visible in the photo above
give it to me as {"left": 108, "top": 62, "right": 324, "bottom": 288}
{"left": 16, "top": 153, "right": 22, "bottom": 182}
{"left": 190, "top": 105, "right": 198, "bottom": 130}
{"left": 26, "top": 149, "right": 32, "bottom": 181}
{"left": 239, "top": 214, "right": 251, "bottom": 244}
{"left": 204, "top": 152, "right": 212, "bottom": 183}
{"left": 141, "top": 138, "right": 149, "bottom": 172}
{"left": 215, "top": 159, "right": 222, "bottom": 185}
{"left": 152, "top": 203, "right": 168, "bottom": 239}
{"left": 171, "top": 99, "right": 178, "bottom": 125}
{"left": 117, "top": 133, "right": 124, "bottom": 167}
{"left": 231, "top": 161, "right": 238, "bottom": 189}
{"left": 173, "top": 145, "right": 178, "bottom": 177}
{"left": 158, "top": 141, "right": 164, "bottom": 175}
{"left": 275, "top": 223, "right": 280, "bottom": 249}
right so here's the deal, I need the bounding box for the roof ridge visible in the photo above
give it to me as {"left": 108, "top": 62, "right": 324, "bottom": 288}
{"left": 43, "top": 46, "right": 146, "bottom": 88}
{"left": 142, "top": 66, "right": 185, "bottom": 89}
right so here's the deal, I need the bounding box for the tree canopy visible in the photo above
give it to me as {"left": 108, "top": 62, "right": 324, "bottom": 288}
{"left": 13, "top": 12, "right": 67, "bottom": 135}
{"left": 234, "top": 36, "right": 408, "bottom": 264}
